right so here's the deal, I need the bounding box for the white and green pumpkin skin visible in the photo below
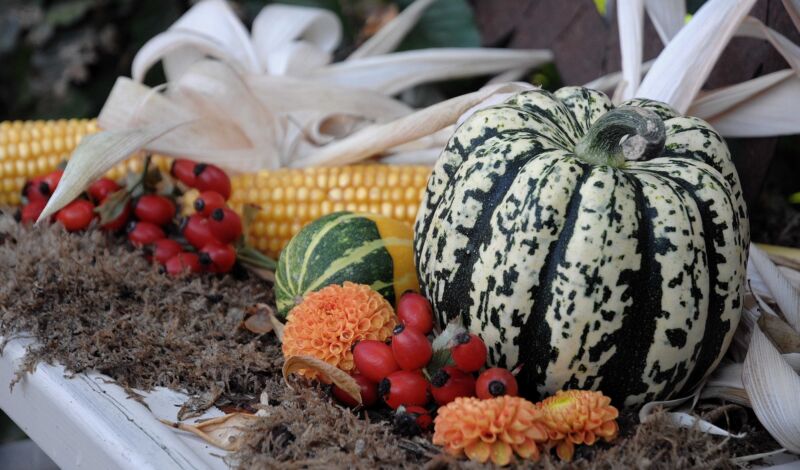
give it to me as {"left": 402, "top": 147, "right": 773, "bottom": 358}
{"left": 413, "top": 87, "right": 749, "bottom": 407}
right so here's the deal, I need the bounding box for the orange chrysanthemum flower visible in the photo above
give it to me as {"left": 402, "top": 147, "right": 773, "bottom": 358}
{"left": 433, "top": 396, "right": 550, "bottom": 466}
{"left": 537, "top": 390, "right": 619, "bottom": 461}
{"left": 282, "top": 282, "right": 396, "bottom": 379}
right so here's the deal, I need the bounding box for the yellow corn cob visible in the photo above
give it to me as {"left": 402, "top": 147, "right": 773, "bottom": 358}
{"left": 0, "top": 119, "right": 172, "bottom": 205}
{"left": 228, "top": 165, "right": 431, "bottom": 258}
{"left": 1, "top": 119, "right": 432, "bottom": 259}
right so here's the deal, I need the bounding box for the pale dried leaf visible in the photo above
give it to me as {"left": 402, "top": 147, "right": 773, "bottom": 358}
{"left": 656, "top": 412, "right": 745, "bottom": 438}
{"left": 758, "top": 314, "right": 800, "bottom": 353}
{"left": 686, "top": 14, "right": 800, "bottom": 137}
{"left": 282, "top": 355, "right": 361, "bottom": 404}
{"left": 348, "top": 0, "right": 436, "bottom": 60}
{"left": 132, "top": 0, "right": 259, "bottom": 82}
{"left": 644, "top": 0, "right": 686, "bottom": 44}
{"left": 617, "top": 0, "right": 644, "bottom": 101}
{"left": 750, "top": 244, "right": 800, "bottom": 331}
{"left": 636, "top": 0, "right": 757, "bottom": 112}
{"left": 309, "top": 49, "right": 552, "bottom": 96}
{"left": 295, "top": 82, "right": 533, "bottom": 167}
{"left": 784, "top": 0, "right": 800, "bottom": 31}
{"left": 177, "top": 385, "right": 223, "bottom": 421}
{"left": 583, "top": 60, "right": 654, "bottom": 93}
{"left": 160, "top": 413, "right": 261, "bottom": 451}
{"left": 431, "top": 320, "right": 467, "bottom": 351}
{"left": 730, "top": 449, "right": 788, "bottom": 464}
{"left": 251, "top": 4, "right": 341, "bottom": 75}
{"left": 756, "top": 244, "right": 800, "bottom": 272}
{"left": 702, "top": 75, "right": 800, "bottom": 137}
{"left": 242, "top": 304, "right": 277, "bottom": 335}
{"left": 742, "top": 325, "right": 800, "bottom": 453}
{"left": 39, "top": 122, "right": 189, "bottom": 221}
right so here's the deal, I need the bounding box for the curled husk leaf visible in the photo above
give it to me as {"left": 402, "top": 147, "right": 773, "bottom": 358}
{"left": 281, "top": 282, "right": 396, "bottom": 377}
{"left": 283, "top": 355, "right": 362, "bottom": 405}
{"left": 537, "top": 390, "right": 620, "bottom": 461}
{"left": 433, "top": 396, "right": 549, "bottom": 466}
{"left": 160, "top": 413, "right": 261, "bottom": 451}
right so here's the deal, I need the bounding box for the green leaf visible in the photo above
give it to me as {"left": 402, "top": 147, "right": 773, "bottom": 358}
{"left": 95, "top": 188, "right": 130, "bottom": 225}
{"left": 395, "top": 0, "right": 480, "bottom": 50}
{"left": 45, "top": 0, "right": 94, "bottom": 27}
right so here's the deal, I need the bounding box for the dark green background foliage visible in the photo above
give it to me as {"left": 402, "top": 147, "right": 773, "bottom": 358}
{"left": 0, "top": 0, "right": 486, "bottom": 120}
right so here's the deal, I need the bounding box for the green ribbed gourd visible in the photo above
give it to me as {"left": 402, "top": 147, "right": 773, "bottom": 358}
{"left": 275, "top": 211, "right": 419, "bottom": 319}
{"left": 414, "top": 87, "right": 749, "bottom": 407}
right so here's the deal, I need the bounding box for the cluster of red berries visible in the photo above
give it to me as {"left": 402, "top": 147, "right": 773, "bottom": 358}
{"left": 161, "top": 159, "right": 242, "bottom": 276}
{"left": 17, "top": 158, "right": 255, "bottom": 277}
{"left": 332, "top": 292, "right": 520, "bottom": 434}
{"left": 19, "top": 169, "right": 130, "bottom": 231}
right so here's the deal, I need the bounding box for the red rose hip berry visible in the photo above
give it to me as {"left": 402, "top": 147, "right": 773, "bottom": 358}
{"left": 353, "top": 340, "right": 399, "bottom": 383}
{"left": 41, "top": 170, "right": 63, "bottom": 195}
{"left": 165, "top": 252, "right": 202, "bottom": 276}
{"left": 181, "top": 214, "right": 216, "bottom": 249}
{"left": 430, "top": 366, "right": 476, "bottom": 406}
{"left": 332, "top": 373, "right": 378, "bottom": 408}
{"left": 22, "top": 177, "right": 51, "bottom": 203}
{"left": 55, "top": 199, "right": 95, "bottom": 232}
{"left": 133, "top": 194, "right": 176, "bottom": 226}
{"left": 476, "top": 368, "right": 519, "bottom": 399}
{"left": 100, "top": 203, "right": 131, "bottom": 232}
{"left": 193, "top": 191, "right": 226, "bottom": 217}
{"left": 171, "top": 159, "right": 199, "bottom": 187}
{"left": 88, "top": 178, "right": 121, "bottom": 203}
{"left": 198, "top": 242, "right": 236, "bottom": 273}
{"left": 391, "top": 324, "right": 432, "bottom": 371}
{"left": 193, "top": 163, "right": 231, "bottom": 199}
{"left": 20, "top": 200, "right": 47, "bottom": 224}
{"left": 451, "top": 333, "right": 487, "bottom": 373}
{"left": 127, "top": 221, "right": 166, "bottom": 247}
{"left": 378, "top": 370, "right": 429, "bottom": 409}
{"left": 393, "top": 405, "right": 432, "bottom": 436}
{"left": 149, "top": 238, "right": 183, "bottom": 265}
{"left": 396, "top": 292, "right": 434, "bottom": 335}
{"left": 208, "top": 207, "right": 242, "bottom": 244}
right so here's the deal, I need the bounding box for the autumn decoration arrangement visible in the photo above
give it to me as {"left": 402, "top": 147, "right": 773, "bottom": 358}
{"left": 4, "top": 0, "right": 800, "bottom": 466}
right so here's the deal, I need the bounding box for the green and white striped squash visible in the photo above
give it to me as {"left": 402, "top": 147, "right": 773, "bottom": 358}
{"left": 414, "top": 87, "right": 749, "bottom": 407}
{"left": 275, "top": 211, "right": 419, "bottom": 319}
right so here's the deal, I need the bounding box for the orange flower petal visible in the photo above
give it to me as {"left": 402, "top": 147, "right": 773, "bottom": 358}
{"left": 465, "top": 440, "right": 491, "bottom": 463}
{"left": 491, "top": 440, "right": 513, "bottom": 466}
{"left": 556, "top": 440, "right": 574, "bottom": 462}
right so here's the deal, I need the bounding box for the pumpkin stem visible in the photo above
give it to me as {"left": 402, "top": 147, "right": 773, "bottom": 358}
{"left": 574, "top": 106, "right": 665, "bottom": 167}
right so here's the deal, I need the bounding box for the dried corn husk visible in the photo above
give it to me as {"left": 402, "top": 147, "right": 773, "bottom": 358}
{"left": 40, "top": 0, "right": 549, "bottom": 221}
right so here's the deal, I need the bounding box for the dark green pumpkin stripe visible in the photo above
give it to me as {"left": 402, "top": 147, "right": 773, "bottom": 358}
{"left": 476, "top": 152, "right": 569, "bottom": 367}
{"left": 647, "top": 169, "right": 735, "bottom": 396}
{"left": 518, "top": 162, "right": 591, "bottom": 400}
{"left": 593, "top": 175, "right": 665, "bottom": 405}
{"left": 433, "top": 150, "right": 538, "bottom": 328}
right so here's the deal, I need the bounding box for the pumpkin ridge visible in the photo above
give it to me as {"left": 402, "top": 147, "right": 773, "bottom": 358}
{"left": 433, "top": 152, "right": 538, "bottom": 330}
{"left": 518, "top": 162, "right": 592, "bottom": 399}
{"left": 592, "top": 174, "right": 666, "bottom": 405}
{"left": 657, "top": 174, "right": 736, "bottom": 396}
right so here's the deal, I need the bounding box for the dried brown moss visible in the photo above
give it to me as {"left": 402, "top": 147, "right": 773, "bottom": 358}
{"left": 0, "top": 210, "right": 781, "bottom": 469}
{"left": 0, "top": 211, "right": 278, "bottom": 400}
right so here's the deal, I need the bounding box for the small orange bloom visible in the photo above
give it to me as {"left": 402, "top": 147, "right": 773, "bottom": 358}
{"left": 537, "top": 390, "right": 619, "bottom": 461}
{"left": 433, "top": 396, "right": 549, "bottom": 466}
{"left": 282, "top": 282, "right": 396, "bottom": 379}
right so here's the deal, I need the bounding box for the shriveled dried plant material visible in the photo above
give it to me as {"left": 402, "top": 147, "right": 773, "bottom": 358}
{"left": 0, "top": 211, "right": 278, "bottom": 399}
{"left": 231, "top": 378, "right": 435, "bottom": 469}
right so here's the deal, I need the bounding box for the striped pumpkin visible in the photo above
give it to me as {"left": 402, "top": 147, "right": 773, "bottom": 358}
{"left": 414, "top": 87, "right": 749, "bottom": 407}
{"left": 275, "top": 211, "right": 419, "bottom": 319}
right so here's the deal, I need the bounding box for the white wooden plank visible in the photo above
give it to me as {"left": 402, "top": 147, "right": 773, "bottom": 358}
{"left": 0, "top": 337, "right": 230, "bottom": 470}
